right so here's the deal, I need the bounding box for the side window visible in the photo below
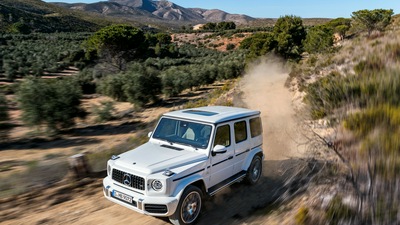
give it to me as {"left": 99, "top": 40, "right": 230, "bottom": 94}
{"left": 250, "top": 117, "right": 262, "bottom": 138}
{"left": 214, "top": 125, "right": 230, "bottom": 147}
{"left": 234, "top": 121, "right": 247, "bottom": 143}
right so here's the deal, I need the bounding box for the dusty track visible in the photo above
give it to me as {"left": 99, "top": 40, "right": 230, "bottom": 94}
{"left": 1, "top": 58, "right": 306, "bottom": 225}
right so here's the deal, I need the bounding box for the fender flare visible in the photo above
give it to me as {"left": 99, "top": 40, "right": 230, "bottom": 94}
{"left": 171, "top": 174, "right": 205, "bottom": 199}
{"left": 242, "top": 147, "right": 264, "bottom": 171}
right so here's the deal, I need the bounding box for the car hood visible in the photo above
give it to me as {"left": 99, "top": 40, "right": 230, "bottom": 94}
{"left": 114, "top": 142, "right": 207, "bottom": 174}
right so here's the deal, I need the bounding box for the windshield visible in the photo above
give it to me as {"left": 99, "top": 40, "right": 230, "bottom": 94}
{"left": 152, "top": 117, "right": 212, "bottom": 149}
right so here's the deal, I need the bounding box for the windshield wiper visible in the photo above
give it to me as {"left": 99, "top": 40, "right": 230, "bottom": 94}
{"left": 179, "top": 142, "right": 198, "bottom": 150}
{"left": 161, "top": 144, "right": 183, "bottom": 151}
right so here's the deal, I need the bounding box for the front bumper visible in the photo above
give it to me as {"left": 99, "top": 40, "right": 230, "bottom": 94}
{"left": 103, "top": 177, "right": 178, "bottom": 217}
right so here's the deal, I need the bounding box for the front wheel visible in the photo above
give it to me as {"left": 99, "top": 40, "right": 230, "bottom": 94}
{"left": 169, "top": 185, "right": 203, "bottom": 225}
{"left": 246, "top": 155, "right": 262, "bottom": 185}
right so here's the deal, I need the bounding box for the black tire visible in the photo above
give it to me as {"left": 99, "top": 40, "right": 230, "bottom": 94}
{"left": 169, "top": 185, "right": 203, "bottom": 225}
{"left": 246, "top": 155, "right": 262, "bottom": 185}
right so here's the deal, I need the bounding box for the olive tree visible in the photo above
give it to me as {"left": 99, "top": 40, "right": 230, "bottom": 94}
{"left": 122, "top": 64, "right": 162, "bottom": 107}
{"left": 98, "top": 64, "right": 162, "bottom": 107}
{"left": 0, "top": 94, "right": 8, "bottom": 124}
{"left": 17, "top": 78, "right": 83, "bottom": 132}
{"left": 0, "top": 94, "right": 9, "bottom": 140}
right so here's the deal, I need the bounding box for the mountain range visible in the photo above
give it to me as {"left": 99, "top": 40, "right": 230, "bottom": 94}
{"left": 52, "top": 0, "right": 256, "bottom": 25}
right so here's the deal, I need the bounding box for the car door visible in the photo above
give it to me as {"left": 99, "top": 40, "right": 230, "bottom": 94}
{"left": 209, "top": 123, "right": 235, "bottom": 187}
{"left": 232, "top": 120, "right": 251, "bottom": 174}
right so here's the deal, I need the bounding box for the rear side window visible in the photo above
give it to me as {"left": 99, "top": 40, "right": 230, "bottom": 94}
{"left": 214, "top": 125, "right": 231, "bottom": 147}
{"left": 250, "top": 117, "right": 262, "bottom": 138}
{"left": 234, "top": 121, "right": 247, "bottom": 143}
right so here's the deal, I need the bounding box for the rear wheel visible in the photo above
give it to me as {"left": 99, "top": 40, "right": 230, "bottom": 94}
{"left": 246, "top": 155, "right": 262, "bottom": 185}
{"left": 169, "top": 185, "right": 203, "bottom": 225}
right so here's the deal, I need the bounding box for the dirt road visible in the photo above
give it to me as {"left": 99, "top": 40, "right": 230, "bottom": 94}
{"left": 240, "top": 58, "right": 305, "bottom": 160}
{"left": 1, "top": 58, "right": 305, "bottom": 225}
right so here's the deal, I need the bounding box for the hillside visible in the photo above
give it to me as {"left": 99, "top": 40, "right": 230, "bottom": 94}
{"left": 0, "top": 0, "right": 103, "bottom": 33}
{"left": 52, "top": 0, "right": 256, "bottom": 25}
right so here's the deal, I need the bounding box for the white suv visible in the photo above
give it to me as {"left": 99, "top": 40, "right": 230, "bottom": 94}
{"left": 103, "top": 106, "right": 264, "bottom": 225}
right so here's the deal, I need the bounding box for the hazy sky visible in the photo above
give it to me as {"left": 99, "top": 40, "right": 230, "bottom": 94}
{"left": 43, "top": 0, "right": 400, "bottom": 18}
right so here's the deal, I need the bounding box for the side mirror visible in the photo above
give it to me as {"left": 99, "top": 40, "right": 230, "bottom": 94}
{"left": 148, "top": 132, "right": 153, "bottom": 138}
{"left": 212, "top": 145, "right": 227, "bottom": 156}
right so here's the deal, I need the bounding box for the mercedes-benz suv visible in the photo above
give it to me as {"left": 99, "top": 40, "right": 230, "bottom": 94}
{"left": 103, "top": 106, "right": 264, "bottom": 225}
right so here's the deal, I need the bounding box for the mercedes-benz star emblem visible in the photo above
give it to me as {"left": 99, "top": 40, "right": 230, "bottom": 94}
{"left": 123, "top": 174, "right": 131, "bottom": 186}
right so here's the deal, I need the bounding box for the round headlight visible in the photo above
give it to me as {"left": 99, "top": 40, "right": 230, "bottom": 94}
{"left": 151, "top": 180, "right": 163, "bottom": 191}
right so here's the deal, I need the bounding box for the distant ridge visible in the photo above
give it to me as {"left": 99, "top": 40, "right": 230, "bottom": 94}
{"left": 53, "top": 0, "right": 256, "bottom": 25}
{"left": 0, "top": 0, "right": 101, "bottom": 32}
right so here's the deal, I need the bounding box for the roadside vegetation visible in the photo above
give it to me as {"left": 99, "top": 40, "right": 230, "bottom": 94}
{"left": 283, "top": 9, "right": 398, "bottom": 225}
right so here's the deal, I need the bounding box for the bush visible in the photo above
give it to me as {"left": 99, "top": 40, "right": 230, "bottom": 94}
{"left": 326, "top": 196, "right": 355, "bottom": 225}
{"left": 122, "top": 66, "right": 162, "bottom": 107}
{"left": 17, "top": 77, "right": 84, "bottom": 132}
{"left": 0, "top": 94, "right": 8, "bottom": 123}
{"left": 305, "top": 69, "right": 400, "bottom": 119}
{"left": 98, "top": 64, "right": 162, "bottom": 107}
{"left": 354, "top": 55, "right": 385, "bottom": 75}
{"left": 226, "top": 43, "right": 235, "bottom": 51}
{"left": 92, "top": 101, "right": 115, "bottom": 123}
{"left": 303, "top": 25, "right": 334, "bottom": 53}
{"left": 273, "top": 15, "right": 306, "bottom": 60}
{"left": 97, "top": 75, "right": 127, "bottom": 101}
{"left": 295, "top": 206, "right": 310, "bottom": 225}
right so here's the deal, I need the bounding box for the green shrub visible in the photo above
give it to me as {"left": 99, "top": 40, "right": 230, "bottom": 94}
{"left": 326, "top": 196, "right": 355, "bottom": 225}
{"left": 226, "top": 43, "right": 235, "bottom": 51}
{"left": 354, "top": 55, "right": 385, "bottom": 75}
{"left": 0, "top": 94, "right": 8, "bottom": 123}
{"left": 344, "top": 105, "right": 400, "bottom": 178}
{"left": 92, "top": 101, "right": 115, "bottom": 123}
{"left": 306, "top": 69, "right": 400, "bottom": 119}
{"left": 303, "top": 25, "right": 334, "bottom": 53}
{"left": 385, "top": 43, "right": 400, "bottom": 61}
{"left": 295, "top": 206, "right": 309, "bottom": 225}
{"left": 17, "top": 77, "right": 84, "bottom": 132}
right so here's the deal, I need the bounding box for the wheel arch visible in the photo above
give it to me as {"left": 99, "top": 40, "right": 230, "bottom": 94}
{"left": 172, "top": 175, "right": 206, "bottom": 198}
{"left": 243, "top": 148, "right": 264, "bottom": 171}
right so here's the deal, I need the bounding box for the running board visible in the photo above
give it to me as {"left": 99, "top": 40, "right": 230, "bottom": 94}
{"left": 208, "top": 171, "right": 247, "bottom": 196}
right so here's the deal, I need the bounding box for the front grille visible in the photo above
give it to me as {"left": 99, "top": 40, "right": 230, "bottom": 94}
{"left": 145, "top": 204, "right": 168, "bottom": 214}
{"left": 112, "top": 169, "right": 145, "bottom": 190}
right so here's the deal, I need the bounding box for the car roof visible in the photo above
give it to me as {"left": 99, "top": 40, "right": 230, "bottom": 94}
{"left": 163, "top": 106, "right": 260, "bottom": 124}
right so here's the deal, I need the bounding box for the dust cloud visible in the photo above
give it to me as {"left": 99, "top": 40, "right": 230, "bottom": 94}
{"left": 239, "top": 57, "right": 305, "bottom": 160}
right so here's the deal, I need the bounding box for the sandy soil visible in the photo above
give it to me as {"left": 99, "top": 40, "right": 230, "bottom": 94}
{"left": 0, "top": 58, "right": 306, "bottom": 225}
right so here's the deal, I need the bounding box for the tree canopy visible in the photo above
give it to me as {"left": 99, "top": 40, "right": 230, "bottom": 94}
{"left": 240, "top": 15, "right": 305, "bottom": 60}
{"left": 0, "top": 94, "right": 8, "bottom": 123}
{"left": 84, "top": 24, "right": 148, "bottom": 71}
{"left": 351, "top": 9, "right": 394, "bottom": 36}
{"left": 17, "top": 78, "right": 83, "bottom": 132}
{"left": 201, "top": 22, "right": 236, "bottom": 31}
{"left": 303, "top": 25, "right": 334, "bottom": 53}
{"left": 326, "top": 17, "right": 351, "bottom": 40}
{"left": 273, "top": 15, "right": 306, "bottom": 60}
